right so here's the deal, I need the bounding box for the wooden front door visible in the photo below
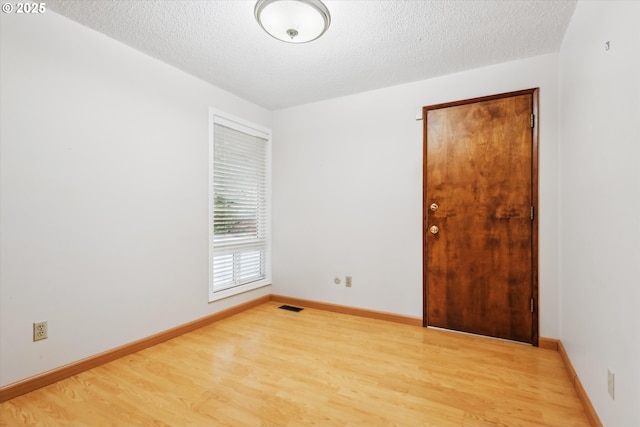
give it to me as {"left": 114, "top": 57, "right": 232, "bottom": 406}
{"left": 423, "top": 89, "right": 539, "bottom": 345}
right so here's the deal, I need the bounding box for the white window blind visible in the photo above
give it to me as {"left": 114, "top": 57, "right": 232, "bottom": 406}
{"left": 209, "top": 112, "right": 271, "bottom": 301}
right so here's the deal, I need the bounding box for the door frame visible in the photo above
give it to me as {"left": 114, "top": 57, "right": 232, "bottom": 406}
{"left": 422, "top": 88, "right": 540, "bottom": 346}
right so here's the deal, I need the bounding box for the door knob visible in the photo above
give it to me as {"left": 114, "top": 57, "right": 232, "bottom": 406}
{"left": 429, "top": 225, "right": 439, "bottom": 235}
{"left": 430, "top": 203, "right": 439, "bottom": 212}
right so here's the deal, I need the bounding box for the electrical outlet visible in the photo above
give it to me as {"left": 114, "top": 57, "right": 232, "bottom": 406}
{"left": 33, "top": 321, "right": 48, "bottom": 341}
{"left": 345, "top": 276, "right": 352, "bottom": 287}
{"left": 607, "top": 368, "right": 615, "bottom": 400}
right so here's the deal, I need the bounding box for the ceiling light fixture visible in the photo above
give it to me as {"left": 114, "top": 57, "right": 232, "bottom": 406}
{"left": 254, "top": 0, "right": 331, "bottom": 44}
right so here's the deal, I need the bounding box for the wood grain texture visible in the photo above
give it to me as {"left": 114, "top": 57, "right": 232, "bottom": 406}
{"left": 0, "top": 295, "right": 270, "bottom": 403}
{"left": 424, "top": 89, "right": 537, "bottom": 344}
{"left": 558, "top": 341, "right": 603, "bottom": 427}
{"left": 530, "top": 88, "right": 540, "bottom": 346}
{"left": 271, "top": 294, "right": 422, "bottom": 326}
{"left": 1, "top": 301, "right": 591, "bottom": 426}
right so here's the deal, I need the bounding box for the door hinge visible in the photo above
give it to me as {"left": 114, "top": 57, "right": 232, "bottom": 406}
{"left": 531, "top": 298, "right": 534, "bottom": 313}
{"left": 530, "top": 113, "right": 535, "bottom": 128}
{"left": 530, "top": 206, "right": 535, "bottom": 220}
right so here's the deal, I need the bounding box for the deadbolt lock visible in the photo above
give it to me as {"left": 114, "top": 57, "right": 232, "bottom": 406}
{"left": 430, "top": 203, "right": 439, "bottom": 211}
{"left": 429, "top": 225, "right": 440, "bottom": 235}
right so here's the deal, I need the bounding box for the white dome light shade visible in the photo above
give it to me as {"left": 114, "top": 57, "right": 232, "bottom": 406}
{"left": 255, "top": 0, "right": 331, "bottom": 43}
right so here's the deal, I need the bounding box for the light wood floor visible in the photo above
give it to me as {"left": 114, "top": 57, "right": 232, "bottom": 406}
{"left": 1, "top": 301, "right": 590, "bottom": 426}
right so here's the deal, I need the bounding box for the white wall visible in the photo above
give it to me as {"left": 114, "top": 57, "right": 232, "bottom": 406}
{"left": 0, "top": 11, "right": 271, "bottom": 387}
{"left": 272, "top": 54, "right": 561, "bottom": 337}
{"left": 559, "top": 2, "right": 640, "bottom": 426}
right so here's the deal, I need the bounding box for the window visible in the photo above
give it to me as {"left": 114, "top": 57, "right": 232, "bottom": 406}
{"left": 209, "top": 110, "right": 271, "bottom": 301}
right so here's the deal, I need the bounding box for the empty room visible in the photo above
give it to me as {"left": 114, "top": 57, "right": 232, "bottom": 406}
{"left": 1, "top": 1, "right": 638, "bottom": 426}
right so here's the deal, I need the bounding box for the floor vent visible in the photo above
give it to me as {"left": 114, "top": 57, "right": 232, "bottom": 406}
{"left": 279, "top": 305, "right": 303, "bottom": 312}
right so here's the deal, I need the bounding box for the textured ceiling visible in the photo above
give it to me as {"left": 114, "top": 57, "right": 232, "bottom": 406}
{"left": 46, "top": 0, "right": 578, "bottom": 110}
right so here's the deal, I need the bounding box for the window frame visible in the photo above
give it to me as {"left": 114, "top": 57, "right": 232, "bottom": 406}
{"left": 208, "top": 108, "right": 272, "bottom": 302}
